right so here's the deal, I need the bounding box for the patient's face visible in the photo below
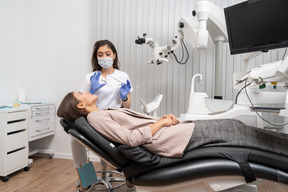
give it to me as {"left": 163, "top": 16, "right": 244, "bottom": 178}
{"left": 73, "top": 92, "right": 97, "bottom": 107}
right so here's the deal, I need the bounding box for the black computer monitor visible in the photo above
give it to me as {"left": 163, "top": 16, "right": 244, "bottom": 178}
{"left": 224, "top": 0, "right": 288, "bottom": 55}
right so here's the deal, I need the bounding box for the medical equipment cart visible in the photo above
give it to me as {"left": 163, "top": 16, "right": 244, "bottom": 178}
{"left": 0, "top": 107, "right": 30, "bottom": 182}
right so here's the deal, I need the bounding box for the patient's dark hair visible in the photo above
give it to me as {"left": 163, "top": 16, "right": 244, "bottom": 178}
{"left": 57, "top": 92, "right": 87, "bottom": 121}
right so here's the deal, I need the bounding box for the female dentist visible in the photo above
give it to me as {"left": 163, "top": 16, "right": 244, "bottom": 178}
{"left": 73, "top": 40, "right": 133, "bottom": 192}
{"left": 80, "top": 40, "right": 133, "bottom": 109}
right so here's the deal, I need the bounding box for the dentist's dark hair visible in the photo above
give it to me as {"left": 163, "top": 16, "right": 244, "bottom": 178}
{"left": 91, "top": 40, "right": 120, "bottom": 71}
{"left": 57, "top": 92, "right": 87, "bottom": 121}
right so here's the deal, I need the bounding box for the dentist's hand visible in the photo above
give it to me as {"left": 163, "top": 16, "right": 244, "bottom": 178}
{"left": 89, "top": 72, "right": 106, "bottom": 94}
{"left": 119, "top": 80, "right": 131, "bottom": 100}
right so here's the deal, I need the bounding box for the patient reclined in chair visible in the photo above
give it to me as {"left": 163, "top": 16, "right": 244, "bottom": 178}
{"left": 60, "top": 116, "right": 288, "bottom": 192}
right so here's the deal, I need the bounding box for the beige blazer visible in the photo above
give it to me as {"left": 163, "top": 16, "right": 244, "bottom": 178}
{"left": 87, "top": 108, "right": 195, "bottom": 157}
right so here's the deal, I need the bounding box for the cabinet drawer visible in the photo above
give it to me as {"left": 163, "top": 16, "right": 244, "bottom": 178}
{"left": 7, "top": 130, "right": 28, "bottom": 152}
{"left": 6, "top": 147, "right": 28, "bottom": 174}
{"left": 30, "top": 115, "right": 54, "bottom": 137}
{"left": 31, "top": 122, "right": 54, "bottom": 133}
{"left": 30, "top": 115, "right": 54, "bottom": 128}
{"left": 31, "top": 109, "right": 54, "bottom": 117}
{"left": 6, "top": 110, "right": 27, "bottom": 122}
{"left": 31, "top": 105, "right": 54, "bottom": 112}
{"left": 7, "top": 119, "right": 28, "bottom": 133}
{"left": 30, "top": 105, "right": 55, "bottom": 117}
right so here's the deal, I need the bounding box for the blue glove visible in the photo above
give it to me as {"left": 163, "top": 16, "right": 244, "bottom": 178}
{"left": 89, "top": 72, "right": 106, "bottom": 94}
{"left": 119, "top": 80, "right": 131, "bottom": 100}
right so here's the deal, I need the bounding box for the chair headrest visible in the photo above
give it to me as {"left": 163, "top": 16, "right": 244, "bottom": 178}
{"left": 60, "top": 117, "right": 78, "bottom": 134}
{"left": 59, "top": 119, "right": 70, "bottom": 134}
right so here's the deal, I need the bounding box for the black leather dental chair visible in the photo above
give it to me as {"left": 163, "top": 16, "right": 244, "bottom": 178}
{"left": 60, "top": 117, "right": 288, "bottom": 192}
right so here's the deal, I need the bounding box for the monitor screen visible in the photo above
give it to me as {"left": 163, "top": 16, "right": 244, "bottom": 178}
{"left": 224, "top": 0, "right": 288, "bottom": 55}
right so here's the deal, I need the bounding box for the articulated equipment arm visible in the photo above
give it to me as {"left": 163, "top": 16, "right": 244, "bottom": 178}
{"left": 135, "top": 0, "right": 227, "bottom": 65}
{"left": 135, "top": 0, "right": 228, "bottom": 98}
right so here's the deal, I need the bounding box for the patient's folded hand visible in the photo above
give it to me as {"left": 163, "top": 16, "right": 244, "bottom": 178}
{"left": 171, "top": 114, "right": 179, "bottom": 125}
{"left": 161, "top": 114, "right": 179, "bottom": 125}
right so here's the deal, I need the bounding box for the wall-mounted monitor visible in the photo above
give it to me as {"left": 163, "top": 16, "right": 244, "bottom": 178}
{"left": 224, "top": 0, "right": 288, "bottom": 55}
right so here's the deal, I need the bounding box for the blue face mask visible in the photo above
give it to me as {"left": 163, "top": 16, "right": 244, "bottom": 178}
{"left": 98, "top": 57, "right": 113, "bottom": 69}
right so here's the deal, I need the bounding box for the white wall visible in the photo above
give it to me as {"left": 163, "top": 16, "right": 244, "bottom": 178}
{"left": 0, "top": 0, "right": 287, "bottom": 159}
{"left": 0, "top": 0, "right": 97, "bottom": 158}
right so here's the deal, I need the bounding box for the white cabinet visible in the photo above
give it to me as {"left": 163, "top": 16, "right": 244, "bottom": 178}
{"left": 0, "top": 108, "right": 30, "bottom": 182}
{"left": 27, "top": 103, "right": 55, "bottom": 142}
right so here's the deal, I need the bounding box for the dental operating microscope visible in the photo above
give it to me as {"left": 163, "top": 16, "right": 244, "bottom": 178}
{"left": 136, "top": 0, "right": 288, "bottom": 129}
{"left": 135, "top": 0, "right": 228, "bottom": 100}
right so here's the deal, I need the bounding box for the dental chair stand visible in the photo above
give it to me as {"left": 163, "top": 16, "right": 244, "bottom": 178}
{"left": 64, "top": 123, "right": 125, "bottom": 192}
{"left": 94, "top": 159, "right": 125, "bottom": 191}
{"left": 75, "top": 156, "right": 125, "bottom": 192}
{"left": 60, "top": 117, "right": 288, "bottom": 192}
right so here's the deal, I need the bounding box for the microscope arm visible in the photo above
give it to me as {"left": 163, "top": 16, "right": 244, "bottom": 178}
{"left": 135, "top": 34, "right": 170, "bottom": 64}
{"left": 135, "top": 0, "right": 227, "bottom": 65}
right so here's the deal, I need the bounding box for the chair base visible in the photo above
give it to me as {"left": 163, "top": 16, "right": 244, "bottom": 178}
{"left": 92, "top": 160, "right": 125, "bottom": 191}
{"left": 94, "top": 170, "right": 125, "bottom": 191}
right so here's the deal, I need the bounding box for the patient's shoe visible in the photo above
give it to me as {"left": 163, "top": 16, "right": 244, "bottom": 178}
{"left": 85, "top": 183, "right": 96, "bottom": 192}
{"left": 126, "top": 180, "right": 134, "bottom": 188}
{"left": 77, "top": 183, "right": 96, "bottom": 192}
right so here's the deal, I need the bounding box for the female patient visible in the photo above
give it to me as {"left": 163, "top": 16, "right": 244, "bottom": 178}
{"left": 57, "top": 91, "right": 288, "bottom": 157}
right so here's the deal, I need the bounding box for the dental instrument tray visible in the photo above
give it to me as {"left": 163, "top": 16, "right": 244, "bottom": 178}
{"left": 250, "top": 106, "right": 285, "bottom": 113}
